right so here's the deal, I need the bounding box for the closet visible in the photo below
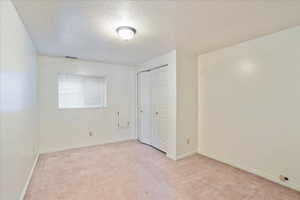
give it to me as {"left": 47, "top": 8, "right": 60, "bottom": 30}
{"left": 137, "top": 65, "right": 170, "bottom": 152}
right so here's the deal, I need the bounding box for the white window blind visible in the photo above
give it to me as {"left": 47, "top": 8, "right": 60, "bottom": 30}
{"left": 58, "top": 74, "right": 107, "bottom": 109}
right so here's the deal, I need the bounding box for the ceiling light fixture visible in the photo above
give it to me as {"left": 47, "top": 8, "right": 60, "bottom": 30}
{"left": 116, "top": 26, "right": 136, "bottom": 40}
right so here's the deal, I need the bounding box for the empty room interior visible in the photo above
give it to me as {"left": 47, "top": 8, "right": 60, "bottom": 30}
{"left": 2, "top": 0, "right": 300, "bottom": 199}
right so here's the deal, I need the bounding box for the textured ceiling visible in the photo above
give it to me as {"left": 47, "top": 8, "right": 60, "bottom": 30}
{"left": 12, "top": 0, "right": 300, "bottom": 66}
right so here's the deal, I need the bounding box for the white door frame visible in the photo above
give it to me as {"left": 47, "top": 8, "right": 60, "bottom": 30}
{"left": 136, "top": 64, "right": 168, "bottom": 150}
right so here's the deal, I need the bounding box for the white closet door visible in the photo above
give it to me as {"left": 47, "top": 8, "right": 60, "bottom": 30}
{"left": 138, "top": 67, "right": 169, "bottom": 152}
{"left": 137, "top": 72, "right": 153, "bottom": 146}
{"left": 151, "top": 67, "right": 169, "bottom": 152}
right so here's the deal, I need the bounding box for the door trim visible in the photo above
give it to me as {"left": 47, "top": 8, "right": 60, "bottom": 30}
{"left": 136, "top": 64, "right": 168, "bottom": 145}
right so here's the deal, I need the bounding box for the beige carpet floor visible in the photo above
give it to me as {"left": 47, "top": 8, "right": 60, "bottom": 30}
{"left": 25, "top": 140, "right": 300, "bottom": 200}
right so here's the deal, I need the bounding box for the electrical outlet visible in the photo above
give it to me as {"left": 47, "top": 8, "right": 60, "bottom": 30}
{"left": 187, "top": 138, "right": 190, "bottom": 144}
{"left": 89, "top": 132, "right": 93, "bottom": 137}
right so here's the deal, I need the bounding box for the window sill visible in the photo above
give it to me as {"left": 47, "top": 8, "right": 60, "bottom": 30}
{"left": 58, "top": 105, "right": 107, "bottom": 110}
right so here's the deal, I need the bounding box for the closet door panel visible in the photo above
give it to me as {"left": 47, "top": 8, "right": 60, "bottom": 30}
{"left": 150, "top": 70, "right": 160, "bottom": 149}
{"left": 151, "top": 67, "right": 169, "bottom": 152}
{"left": 137, "top": 72, "right": 153, "bottom": 146}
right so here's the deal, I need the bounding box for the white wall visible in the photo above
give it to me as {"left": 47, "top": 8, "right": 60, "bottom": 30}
{"left": 39, "top": 56, "right": 135, "bottom": 153}
{"left": 0, "top": 1, "right": 39, "bottom": 200}
{"left": 198, "top": 26, "right": 300, "bottom": 191}
{"left": 176, "top": 49, "right": 198, "bottom": 158}
{"left": 136, "top": 50, "right": 177, "bottom": 160}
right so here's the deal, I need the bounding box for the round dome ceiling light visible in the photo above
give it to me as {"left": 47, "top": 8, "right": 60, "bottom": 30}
{"left": 116, "top": 26, "right": 137, "bottom": 40}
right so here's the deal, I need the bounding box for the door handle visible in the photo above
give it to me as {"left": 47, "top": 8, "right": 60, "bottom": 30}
{"left": 155, "top": 112, "right": 159, "bottom": 115}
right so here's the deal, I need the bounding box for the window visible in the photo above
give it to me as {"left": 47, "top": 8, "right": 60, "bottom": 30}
{"left": 58, "top": 74, "right": 107, "bottom": 109}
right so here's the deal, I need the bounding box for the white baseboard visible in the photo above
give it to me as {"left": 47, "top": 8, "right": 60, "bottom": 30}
{"left": 19, "top": 153, "right": 39, "bottom": 200}
{"left": 166, "top": 153, "right": 177, "bottom": 160}
{"left": 40, "top": 138, "right": 136, "bottom": 154}
{"left": 176, "top": 151, "right": 197, "bottom": 160}
{"left": 198, "top": 150, "right": 300, "bottom": 192}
